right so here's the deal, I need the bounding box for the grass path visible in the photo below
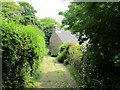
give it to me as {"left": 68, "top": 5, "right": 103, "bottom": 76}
{"left": 36, "top": 56, "right": 79, "bottom": 88}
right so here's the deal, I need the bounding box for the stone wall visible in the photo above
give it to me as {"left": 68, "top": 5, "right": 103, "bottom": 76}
{"left": 50, "top": 32, "right": 62, "bottom": 53}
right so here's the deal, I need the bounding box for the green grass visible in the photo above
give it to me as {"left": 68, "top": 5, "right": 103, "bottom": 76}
{"left": 65, "top": 65, "right": 81, "bottom": 87}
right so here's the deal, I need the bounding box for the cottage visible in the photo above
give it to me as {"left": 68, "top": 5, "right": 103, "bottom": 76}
{"left": 50, "top": 25, "right": 79, "bottom": 53}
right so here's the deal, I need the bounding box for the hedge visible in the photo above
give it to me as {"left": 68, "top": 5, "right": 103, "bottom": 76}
{"left": 1, "top": 19, "right": 46, "bottom": 88}
{"left": 58, "top": 43, "right": 120, "bottom": 88}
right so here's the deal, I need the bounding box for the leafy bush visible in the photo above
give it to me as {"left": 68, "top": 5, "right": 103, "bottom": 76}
{"left": 68, "top": 45, "right": 83, "bottom": 72}
{"left": 64, "top": 59, "right": 69, "bottom": 65}
{"left": 64, "top": 44, "right": 120, "bottom": 88}
{"left": 57, "top": 43, "right": 72, "bottom": 63}
{"left": 57, "top": 52, "right": 65, "bottom": 63}
{"left": 51, "top": 53, "right": 58, "bottom": 57}
{"left": 1, "top": 19, "right": 46, "bottom": 89}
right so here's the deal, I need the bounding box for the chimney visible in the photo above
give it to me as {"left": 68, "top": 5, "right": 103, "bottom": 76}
{"left": 52, "top": 25, "right": 60, "bottom": 32}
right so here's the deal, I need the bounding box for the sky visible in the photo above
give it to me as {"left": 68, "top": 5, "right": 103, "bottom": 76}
{"left": 14, "top": 0, "right": 71, "bottom": 23}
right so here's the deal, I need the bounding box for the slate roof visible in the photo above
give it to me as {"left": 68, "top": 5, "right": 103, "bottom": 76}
{"left": 55, "top": 30, "right": 79, "bottom": 45}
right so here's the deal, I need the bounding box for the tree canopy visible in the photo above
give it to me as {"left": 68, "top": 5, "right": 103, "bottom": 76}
{"left": 1, "top": 1, "right": 38, "bottom": 26}
{"left": 36, "top": 17, "right": 60, "bottom": 46}
{"left": 19, "top": 2, "right": 37, "bottom": 25}
{"left": 60, "top": 2, "right": 120, "bottom": 88}
{"left": 1, "top": 1, "right": 23, "bottom": 22}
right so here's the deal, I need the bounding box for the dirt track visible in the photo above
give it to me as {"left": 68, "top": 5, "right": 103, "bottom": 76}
{"left": 37, "top": 56, "right": 78, "bottom": 88}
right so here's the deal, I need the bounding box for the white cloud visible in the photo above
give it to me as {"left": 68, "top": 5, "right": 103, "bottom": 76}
{"left": 17, "top": 0, "right": 70, "bottom": 23}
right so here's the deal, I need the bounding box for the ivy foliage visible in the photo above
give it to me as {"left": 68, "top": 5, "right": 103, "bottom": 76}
{"left": 1, "top": 19, "right": 46, "bottom": 88}
{"left": 60, "top": 2, "right": 120, "bottom": 88}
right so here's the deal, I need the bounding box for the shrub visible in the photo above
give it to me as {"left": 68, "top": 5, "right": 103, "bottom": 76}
{"left": 68, "top": 45, "right": 83, "bottom": 72}
{"left": 1, "top": 19, "right": 46, "bottom": 89}
{"left": 64, "top": 59, "right": 69, "bottom": 65}
{"left": 79, "top": 49, "right": 120, "bottom": 88}
{"left": 57, "top": 51, "right": 66, "bottom": 63}
{"left": 67, "top": 45, "right": 120, "bottom": 88}
{"left": 51, "top": 53, "right": 58, "bottom": 57}
{"left": 57, "top": 43, "right": 72, "bottom": 63}
{"left": 45, "top": 48, "right": 50, "bottom": 55}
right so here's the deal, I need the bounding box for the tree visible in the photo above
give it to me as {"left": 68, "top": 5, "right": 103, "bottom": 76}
{"left": 19, "top": 2, "right": 37, "bottom": 25}
{"left": 36, "top": 17, "right": 60, "bottom": 46}
{"left": 60, "top": 2, "right": 120, "bottom": 88}
{"left": 1, "top": 1, "right": 23, "bottom": 22}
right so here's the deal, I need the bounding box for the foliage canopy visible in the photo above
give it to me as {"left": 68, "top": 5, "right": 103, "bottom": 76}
{"left": 60, "top": 2, "right": 120, "bottom": 88}
{"left": 36, "top": 17, "right": 60, "bottom": 46}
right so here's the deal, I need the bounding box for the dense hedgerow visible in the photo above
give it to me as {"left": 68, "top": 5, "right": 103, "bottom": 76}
{"left": 1, "top": 19, "right": 46, "bottom": 88}
{"left": 58, "top": 43, "right": 120, "bottom": 88}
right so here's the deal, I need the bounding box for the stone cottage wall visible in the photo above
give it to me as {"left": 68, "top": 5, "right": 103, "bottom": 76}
{"left": 50, "top": 32, "right": 62, "bottom": 53}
